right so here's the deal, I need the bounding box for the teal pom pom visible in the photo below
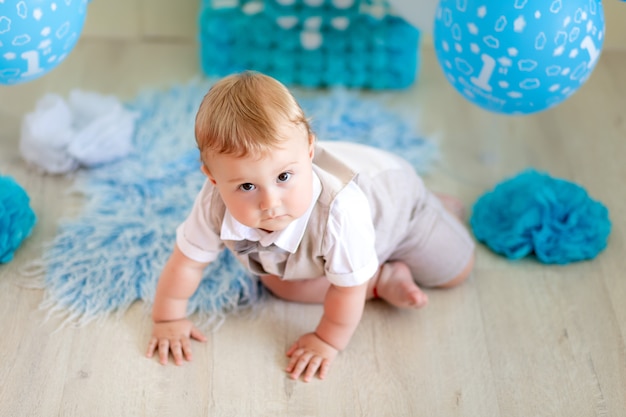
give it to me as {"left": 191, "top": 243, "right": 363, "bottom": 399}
{"left": 0, "top": 176, "right": 37, "bottom": 263}
{"left": 470, "top": 169, "right": 611, "bottom": 264}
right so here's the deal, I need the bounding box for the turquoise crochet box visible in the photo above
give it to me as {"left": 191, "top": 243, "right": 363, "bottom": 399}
{"left": 198, "top": 0, "right": 421, "bottom": 89}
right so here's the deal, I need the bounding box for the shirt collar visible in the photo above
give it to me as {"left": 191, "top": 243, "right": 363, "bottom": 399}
{"left": 220, "top": 172, "right": 322, "bottom": 253}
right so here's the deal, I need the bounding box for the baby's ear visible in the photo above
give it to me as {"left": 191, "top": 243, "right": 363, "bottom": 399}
{"left": 201, "top": 165, "right": 217, "bottom": 185}
{"left": 308, "top": 134, "right": 316, "bottom": 159}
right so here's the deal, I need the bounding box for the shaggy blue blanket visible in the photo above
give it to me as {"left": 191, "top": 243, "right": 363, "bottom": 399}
{"left": 36, "top": 80, "right": 437, "bottom": 326}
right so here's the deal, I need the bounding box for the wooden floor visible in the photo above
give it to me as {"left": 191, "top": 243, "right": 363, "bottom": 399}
{"left": 2, "top": 8, "right": 626, "bottom": 417}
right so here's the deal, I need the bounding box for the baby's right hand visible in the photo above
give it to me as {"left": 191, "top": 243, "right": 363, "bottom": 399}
{"left": 146, "top": 319, "right": 207, "bottom": 366}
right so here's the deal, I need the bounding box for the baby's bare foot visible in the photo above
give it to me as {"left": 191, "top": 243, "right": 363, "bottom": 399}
{"left": 435, "top": 193, "right": 466, "bottom": 220}
{"left": 374, "top": 262, "right": 428, "bottom": 309}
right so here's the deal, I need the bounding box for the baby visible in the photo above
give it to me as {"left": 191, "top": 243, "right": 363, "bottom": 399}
{"left": 146, "top": 71, "right": 475, "bottom": 382}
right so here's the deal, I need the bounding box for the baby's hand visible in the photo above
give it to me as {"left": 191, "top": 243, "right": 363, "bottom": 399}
{"left": 146, "top": 319, "right": 207, "bottom": 366}
{"left": 286, "top": 332, "right": 338, "bottom": 382}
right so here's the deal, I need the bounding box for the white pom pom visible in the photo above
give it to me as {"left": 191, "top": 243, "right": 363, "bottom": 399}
{"left": 20, "top": 94, "right": 79, "bottom": 174}
{"left": 20, "top": 90, "right": 137, "bottom": 174}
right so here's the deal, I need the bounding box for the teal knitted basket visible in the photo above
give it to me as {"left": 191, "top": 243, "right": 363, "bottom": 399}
{"left": 198, "top": 0, "right": 420, "bottom": 89}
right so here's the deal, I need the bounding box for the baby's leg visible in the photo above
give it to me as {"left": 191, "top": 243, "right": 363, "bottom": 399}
{"left": 367, "top": 261, "right": 429, "bottom": 309}
{"left": 261, "top": 268, "right": 429, "bottom": 309}
{"left": 388, "top": 191, "right": 475, "bottom": 293}
{"left": 367, "top": 254, "right": 474, "bottom": 309}
{"left": 260, "top": 274, "right": 330, "bottom": 304}
{"left": 429, "top": 192, "right": 475, "bottom": 288}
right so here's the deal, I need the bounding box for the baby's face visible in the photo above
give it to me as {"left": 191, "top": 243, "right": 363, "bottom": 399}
{"left": 204, "top": 123, "right": 315, "bottom": 232}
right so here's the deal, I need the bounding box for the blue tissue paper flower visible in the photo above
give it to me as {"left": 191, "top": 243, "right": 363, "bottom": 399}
{"left": 470, "top": 169, "right": 611, "bottom": 264}
{"left": 0, "top": 176, "right": 37, "bottom": 263}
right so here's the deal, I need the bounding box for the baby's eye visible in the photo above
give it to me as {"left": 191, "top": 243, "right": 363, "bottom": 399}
{"left": 239, "top": 183, "right": 256, "bottom": 191}
{"left": 277, "top": 172, "right": 291, "bottom": 183}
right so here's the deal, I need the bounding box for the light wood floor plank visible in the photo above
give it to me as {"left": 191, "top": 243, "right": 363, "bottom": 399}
{"left": 1, "top": 32, "right": 625, "bottom": 417}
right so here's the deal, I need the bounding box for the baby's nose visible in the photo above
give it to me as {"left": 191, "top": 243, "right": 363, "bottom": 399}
{"left": 259, "top": 189, "right": 280, "bottom": 211}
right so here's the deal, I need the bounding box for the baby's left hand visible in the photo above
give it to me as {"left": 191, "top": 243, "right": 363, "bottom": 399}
{"left": 286, "top": 332, "right": 338, "bottom": 382}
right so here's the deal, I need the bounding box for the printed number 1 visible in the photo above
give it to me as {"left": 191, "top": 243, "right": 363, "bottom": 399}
{"left": 580, "top": 36, "right": 600, "bottom": 68}
{"left": 471, "top": 53, "right": 496, "bottom": 92}
{"left": 20, "top": 50, "right": 44, "bottom": 78}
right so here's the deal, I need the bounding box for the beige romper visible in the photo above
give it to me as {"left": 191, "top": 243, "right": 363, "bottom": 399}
{"left": 205, "top": 141, "right": 475, "bottom": 287}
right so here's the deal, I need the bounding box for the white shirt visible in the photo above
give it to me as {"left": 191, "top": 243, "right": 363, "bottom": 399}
{"left": 176, "top": 171, "right": 379, "bottom": 286}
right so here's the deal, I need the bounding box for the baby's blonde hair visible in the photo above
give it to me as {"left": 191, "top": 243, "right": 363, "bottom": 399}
{"left": 195, "top": 71, "right": 312, "bottom": 163}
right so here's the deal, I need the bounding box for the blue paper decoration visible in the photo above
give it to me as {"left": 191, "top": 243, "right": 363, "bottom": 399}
{"left": 470, "top": 169, "right": 611, "bottom": 264}
{"left": 37, "top": 81, "right": 437, "bottom": 323}
{"left": 199, "top": 0, "right": 420, "bottom": 89}
{"left": 0, "top": 175, "right": 37, "bottom": 263}
{"left": 0, "top": 0, "right": 89, "bottom": 85}
{"left": 433, "top": 0, "right": 605, "bottom": 115}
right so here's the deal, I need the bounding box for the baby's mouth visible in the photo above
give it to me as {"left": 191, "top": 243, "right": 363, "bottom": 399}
{"left": 264, "top": 213, "right": 288, "bottom": 221}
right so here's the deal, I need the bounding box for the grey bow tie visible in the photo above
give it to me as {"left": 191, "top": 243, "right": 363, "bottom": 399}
{"left": 233, "top": 240, "right": 284, "bottom": 255}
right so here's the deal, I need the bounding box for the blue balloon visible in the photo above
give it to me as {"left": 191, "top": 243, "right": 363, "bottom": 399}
{"left": 0, "top": 0, "right": 89, "bottom": 85}
{"left": 433, "top": 0, "right": 605, "bottom": 115}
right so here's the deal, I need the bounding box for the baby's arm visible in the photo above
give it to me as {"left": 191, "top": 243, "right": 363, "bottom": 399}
{"left": 286, "top": 281, "right": 368, "bottom": 381}
{"left": 146, "top": 244, "right": 209, "bottom": 365}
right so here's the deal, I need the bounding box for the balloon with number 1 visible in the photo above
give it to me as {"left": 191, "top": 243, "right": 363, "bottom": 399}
{"left": 1, "top": 0, "right": 89, "bottom": 85}
{"left": 433, "top": 0, "right": 605, "bottom": 115}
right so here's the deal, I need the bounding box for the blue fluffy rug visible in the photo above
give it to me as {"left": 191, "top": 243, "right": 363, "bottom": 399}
{"left": 34, "top": 80, "right": 438, "bottom": 326}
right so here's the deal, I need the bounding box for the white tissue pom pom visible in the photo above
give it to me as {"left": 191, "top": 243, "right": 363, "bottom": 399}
{"left": 20, "top": 90, "right": 138, "bottom": 174}
{"left": 20, "top": 94, "right": 79, "bottom": 174}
